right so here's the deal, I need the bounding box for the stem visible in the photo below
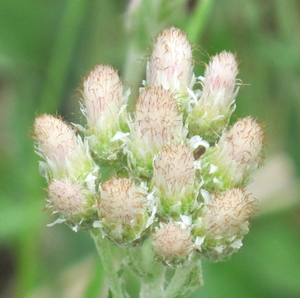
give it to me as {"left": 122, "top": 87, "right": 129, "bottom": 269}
{"left": 185, "top": 0, "right": 215, "bottom": 44}
{"left": 139, "top": 265, "right": 166, "bottom": 298}
{"left": 164, "top": 261, "right": 200, "bottom": 298}
{"left": 125, "top": 241, "right": 166, "bottom": 298}
{"left": 90, "top": 230, "right": 123, "bottom": 298}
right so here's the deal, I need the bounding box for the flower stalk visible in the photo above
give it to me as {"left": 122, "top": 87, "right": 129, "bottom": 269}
{"left": 90, "top": 229, "right": 123, "bottom": 298}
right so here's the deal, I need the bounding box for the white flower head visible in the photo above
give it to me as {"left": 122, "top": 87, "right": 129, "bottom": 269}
{"left": 152, "top": 144, "right": 195, "bottom": 213}
{"left": 152, "top": 222, "right": 193, "bottom": 267}
{"left": 218, "top": 117, "right": 264, "bottom": 173}
{"left": 204, "top": 188, "right": 256, "bottom": 238}
{"left": 200, "top": 117, "right": 264, "bottom": 189}
{"left": 201, "top": 51, "right": 238, "bottom": 111}
{"left": 48, "top": 179, "right": 87, "bottom": 217}
{"left": 83, "top": 65, "right": 125, "bottom": 130}
{"left": 47, "top": 179, "right": 97, "bottom": 230}
{"left": 147, "top": 27, "right": 195, "bottom": 95}
{"left": 131, "top": 87, "right": 184, "bottom": 169}
{"left": 99, "top": 178, "right": 150, "bottom": 245}
{"left": 34, "top": 114, "right": 78, "bottom": 163}
{"left": 82, "top": 65, "right": 130, "bottom": 162}
{"left": 34, "top": 114, "right": 98, "bottom": 181}
{"left": 187, "top": 52, "right": 239, "bottom": 142}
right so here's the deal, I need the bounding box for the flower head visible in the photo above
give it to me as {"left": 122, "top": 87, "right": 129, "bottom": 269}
{"left": 196, "top": 188, "right": 257, "bottom": 261}
{"left": 188, "top": 52, "right": 239, "bottom": 142}
{"left": 146, "top": 27, "right": 195, "bottom": 96}
{"left": 47, "top": 179, "right": 97, "bottom": 230}
{"left": 201, "top": 117, "right": 264, "bottom": 190}
{"left": 83, "top": 65, "right": 124, "bottom": 130}
{"left": 98, "top": 178, "right": 152, "bottom": 245}
{"left": 202, "top": 51, "right": 238, "bottom": 109}
{"left": 131, "top": 87, "right": 184, "bottom": 172}
{"left": 219, "top": 116, "right": 264, "bottom": 168}
{"left": 48, "top": 180, "right": 86, "bottom": 216}
{"left": 205, "top": 189, "right": 256, "bottom": 237}
{"left": 152, "top": 144, "right": 195, "bottom": 215}
{"left": 34, "top": 114, "right": 98, "bottom": 181}
{"left": 34, "top": 114, "right": 77, "bottom": 163}
{"left": 82, "top": 65, "right": 129, "bottom": 162}
{"left": 152, "top": 222, "right": 193, "bottom": 267}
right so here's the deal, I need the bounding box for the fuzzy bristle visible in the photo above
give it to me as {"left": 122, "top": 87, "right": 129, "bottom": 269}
{"left": 202, "top": 51, "right": 238, "bottom": 106}
{"left": 205, "top": 188, "right": 256, "bottom": 237}
{"left": 100, "top": 178, "right": 148, "bottom": 225}
{"left": 34, "top": 114, "right": 77, "bottom": 162}
{"left": 153, "top": 144, "right": 195, "bottom": 198}
{"left": 147, "top": 27, "right": 194, "bottom": 94}
{"left": 83, "top": 65, "right": 123, "bottom": 128}
{"left": 48, "top": 180, "right": 86, "bottom": 216}
{"left": 133, "top": 87, "right": 183, "bottom": 152}
{"left": 221, "top": 117, "right": 264, "bottom": 168}
{"left": 153, "top": 222, "right": 193, "bottom": 263}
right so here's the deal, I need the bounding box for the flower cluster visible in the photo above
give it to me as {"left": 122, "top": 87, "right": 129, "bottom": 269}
{"left": 34, "top": 27, "right": 264, "bottom": 266}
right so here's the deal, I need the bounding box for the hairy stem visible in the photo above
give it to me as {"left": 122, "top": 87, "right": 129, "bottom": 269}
{"left": 139, "top": 268, "right": 166, "bottom": 298}
{"left": 164, "top": 260, "right": 203, "bottom": 298}
{"left": 90, "top": 230, "right": 123, "bottom": 298}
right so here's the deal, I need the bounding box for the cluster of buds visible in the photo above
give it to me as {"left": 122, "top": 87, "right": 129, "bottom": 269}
{"left": 34, "top": 27, "right": 264, "bottom": 265}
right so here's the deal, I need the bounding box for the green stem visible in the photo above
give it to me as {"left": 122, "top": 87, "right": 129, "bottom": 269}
{"left": 90, "top": 230, "right": 123, "bottom": 298}
{"left": 164, "top": 261, "right": 201, "bottom": 298}
{"left": 125, "top": 241, "right": 166, "bottom": 298}
{"left": 139, "top": 266, "right": 166, "bottom": 298}
{"left": 185, "top": 0, "right": 215, "bottom": 44}
{"left": 38, "top": 0, "right": 88, "bottom": 114}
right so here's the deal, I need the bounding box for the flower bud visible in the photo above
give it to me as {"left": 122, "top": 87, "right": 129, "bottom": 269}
{"left": 131, "top": 87, "right": 184, "bottom": 174}
{"left": 205, "top": 189, "right": 256, "bottom": 237}
{"left": 188, "top": 51, "right": 239, "bottom": 142}
{"left": 97, "top": 178, "right": 154, "bottom": 246}
{"left": 202, "top": 51, "right": 238, "bottom": 107}
{"left": 152, "top": 144, "right": 196, "bottom": 216}
{"left": 147, "top": 27, "right": 195, "bottom": 95}
{"left": 219, "top": 116, "right": 264, "bottom": 168}
{"left": 82, "top": 65, "right": 129, "bottom": 162}
{"left": 34, "top": 114, "right": 77, "bottom": 163}
{"left": 83, "top": 65, "right": 124, "bottom": 128}
{"left": 34, "top": 115, "right": 97, "bottom": 181}
{"left": 146, "top": 27, "right": 195, "bottom": 116}
{"left": 201, "top": 117, "right": 264, "bottom": 190}
{"left": 47, "top": 179, "right": 97, "bottom": 231}
{"left": 152, "top": 222, "right": 193, "bottom": 267}
{"left": 195, "top": 189, "right": 256, "bottom": 261}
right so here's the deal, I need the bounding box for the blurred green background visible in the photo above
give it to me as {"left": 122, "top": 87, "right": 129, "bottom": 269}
{"left": 0, "top": 0, "right": 300, "bottom": 297}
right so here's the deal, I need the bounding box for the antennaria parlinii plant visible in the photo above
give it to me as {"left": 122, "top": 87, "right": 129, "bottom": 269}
{"left": 33, "top": 26, "right": 264, "bottom": 298}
